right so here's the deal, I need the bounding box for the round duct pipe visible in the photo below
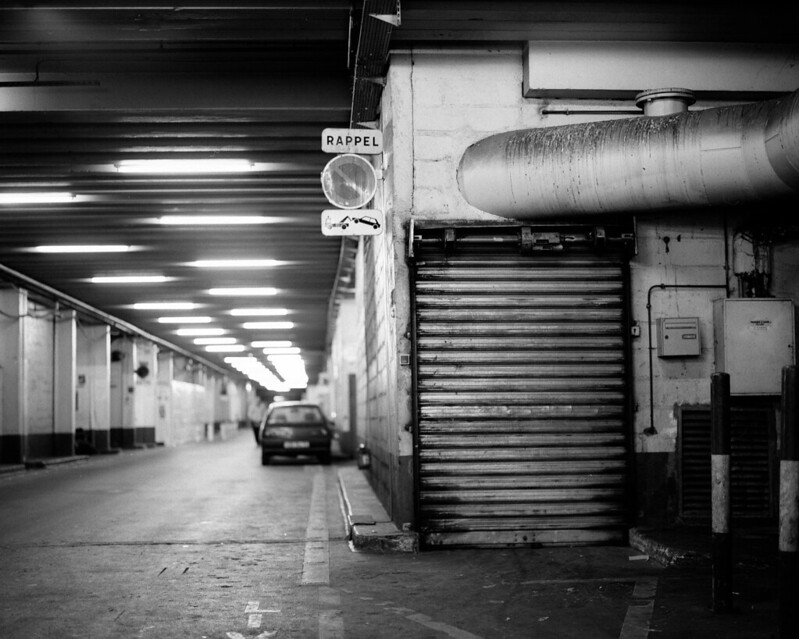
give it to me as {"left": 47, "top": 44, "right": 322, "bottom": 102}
{"left": 635, "top": 88, "right": 695, "bottom": 116}
{"left": 457, "top": 89, "right": 799, "bottom": 218}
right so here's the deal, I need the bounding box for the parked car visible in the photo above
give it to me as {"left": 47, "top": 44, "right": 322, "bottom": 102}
{"left": 258, "top": 401, "right": 333, "bottom": 465}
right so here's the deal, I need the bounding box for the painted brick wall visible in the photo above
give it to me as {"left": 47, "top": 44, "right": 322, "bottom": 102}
{"left": 342, "top": 45, "right": 799, "bottom": 527}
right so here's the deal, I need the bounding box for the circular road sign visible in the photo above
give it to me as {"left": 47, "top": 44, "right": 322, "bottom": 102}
{"left": 320, "top": 154, "right": 377, "bottom": 210}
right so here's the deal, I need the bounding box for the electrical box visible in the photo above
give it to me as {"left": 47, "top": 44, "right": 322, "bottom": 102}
{"left": 657, "top": 317, "right": 701, "bottom": 357}
{"left": 713, "top": 298, "right": 796, "bottom": 395}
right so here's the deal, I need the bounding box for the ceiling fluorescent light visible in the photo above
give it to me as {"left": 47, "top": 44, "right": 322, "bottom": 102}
{"left": 0, "top": 192, "right": 76, "bottom": 204}
{"left": 230, "top": 308, "right": 289, "bottom": 316}
{"left": 116, "top": 159, "right": 255, "bottom": 174}
{"left": 189, "top": 259, "right": 286, "bottom": 268}
{"left": 158, "top": 216, "right": 281, "bottom": 225}
{"left": 208, "top": 287, "right": 278, "bottom": 296}
{"left": 91, "top": 275, "right": 169, "bottom": 284}
{"left": 157, "top": 316, "right": 212, "bottom": 324}
{"left": 205, "top": 344, "right": 247, "bottom": 353}
{"left": 242, "top": 321, "right": 294, "bottom": 330}
{"left": 224, "top": 356, "right": 290, "bottom": 392}
{"left": 134, "top": 302, "right": 198, "bottom": 310}
{"left": 176, "top": 328, "right": 225, "bottom": 336}
{"left": 263, "top": 346, "right": 301, "bottom": 355}
{"left": 30, "top": 245, "right": 136, "bottom": 254}
{"left": 194, "top": 337, "right": 237, "bottom": 345}
{"left": 251, "top": 340, "right": 292, "bottom": 348}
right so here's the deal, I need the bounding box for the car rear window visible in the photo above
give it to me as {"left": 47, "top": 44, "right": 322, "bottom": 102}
{"left": 267, "top": 405, "right": 325, "bottom": 424}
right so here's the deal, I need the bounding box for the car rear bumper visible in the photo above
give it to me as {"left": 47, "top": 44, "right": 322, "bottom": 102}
{"left": 261, "top": 439, "right": 331, "bottom": 456}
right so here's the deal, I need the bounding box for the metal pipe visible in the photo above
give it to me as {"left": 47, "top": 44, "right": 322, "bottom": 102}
{"left": 458, "top": 90, "right": 799, "bottom": 218}
{"left": 634, "top": 88, "right": 695, "bottom": 116}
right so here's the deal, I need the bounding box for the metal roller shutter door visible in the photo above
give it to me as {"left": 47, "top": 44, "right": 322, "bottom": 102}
{"left": 412, "top": 239, "right": 631, "bottom": 547}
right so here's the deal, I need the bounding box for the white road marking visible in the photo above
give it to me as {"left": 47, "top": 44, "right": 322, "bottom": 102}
{"left": 302, "top": 471, "right": 330, "bottom": 586}
{"left": 620, "top": 577, "right": 658, "bottom": 639}
{"left": 319, "top": 610, "right": 345, "bottom": 639}
{"left": 230, "top": 601, "right": 279, "bottom": 636}
{"left": 318, "top": 587, "right": 344, "bottom": 639}
{"left": 632, "top": 577, "right": 658, "bottom": 600}
{"left": 246, "top": 601, "right": 280, "bottom": 613}
{"left": 405, "top": 612, "right": 485, "bottom": 639}
{"left": 619, "top": 600, "right": 655, "bottom": 639}
{"left": 301, "top": 472, "right": 346, "bottom": 638}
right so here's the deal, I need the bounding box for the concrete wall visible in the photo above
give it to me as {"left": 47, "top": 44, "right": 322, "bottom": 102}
{"left": 326, "top": 298, "right": 360, "bottom": 457}
{"left": 342, "top": 45, "right": 799, "bottom": 528}
{"left": 0, "top": 285, "right": 242, "bottom": 461}
{"left": 76, "top": 324, "right": 111, "bottom": 451}
{"left": 170, "top": 380, "right": 209, "bottom": 445}
{"left": 23, "top": 304, "right": 55, "bottom": 458}
{"left": 0, "top": 287, "right": 26, "bottom": 462}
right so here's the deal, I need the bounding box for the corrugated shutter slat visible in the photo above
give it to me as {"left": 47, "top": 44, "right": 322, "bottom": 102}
{"left": 414, "top": 248, "right": 629, "bottom": 547}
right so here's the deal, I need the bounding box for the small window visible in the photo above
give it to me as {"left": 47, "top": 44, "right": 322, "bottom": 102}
{"left": 267, "top": 405, "right": 324, "bottom": 424}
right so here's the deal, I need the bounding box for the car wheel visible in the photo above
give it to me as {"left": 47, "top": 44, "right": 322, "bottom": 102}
{"left": 261, "top": 450, "right": 270, "bottom": 465}
{"left": 319, "top": 452, "right": 331, "bottom": 465}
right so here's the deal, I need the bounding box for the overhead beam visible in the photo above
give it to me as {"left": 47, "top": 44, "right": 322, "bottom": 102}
{"left": 350, "top": 0, "right": 399, "bottom": 128}
{"left": 0, "top": 71, "right": 351, "bottom": 113}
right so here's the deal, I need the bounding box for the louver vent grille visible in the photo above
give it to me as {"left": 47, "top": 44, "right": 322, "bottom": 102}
{"left": 680, "top": 406, "right": 775, "bottom": 522}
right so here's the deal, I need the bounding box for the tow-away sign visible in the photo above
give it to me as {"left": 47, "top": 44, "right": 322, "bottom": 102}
{"left": 321, "top": 209, "right": 384, "bottom": 236}
{"left": 322, "top": 128, "right": 383, "bottom": 154}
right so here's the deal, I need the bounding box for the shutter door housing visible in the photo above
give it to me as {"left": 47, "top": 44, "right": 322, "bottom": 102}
{"left": 411, "top": 225, "right": 633, "bottom": 547}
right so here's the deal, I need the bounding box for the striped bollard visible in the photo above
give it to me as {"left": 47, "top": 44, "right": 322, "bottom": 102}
{"left": 711, "top": 372, "right": 733, "bottom": 613}
{"left": 780, "top": 365, "right": 798, "bottom": 637}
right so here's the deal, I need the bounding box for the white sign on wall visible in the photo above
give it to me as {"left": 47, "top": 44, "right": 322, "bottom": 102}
{"left": 322, "top": 128, "right": 383, "bottom": 154}
{"left": 321, "top": 209, "right": 384, "bottom": 236}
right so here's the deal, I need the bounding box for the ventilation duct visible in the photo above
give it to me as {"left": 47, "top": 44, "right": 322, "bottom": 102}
{"left": 457, "top": 89, "right": 799, "bottom": 218}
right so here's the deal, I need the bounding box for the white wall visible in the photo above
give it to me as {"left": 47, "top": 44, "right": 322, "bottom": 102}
{"left": 76, "top": 324, "right": 111, "bottom": 433}
{"left": 24, "top": 304, "right": 54, "bottom": 438}
{"left": 170, "top": 380, "right": 208, "bottom": 445}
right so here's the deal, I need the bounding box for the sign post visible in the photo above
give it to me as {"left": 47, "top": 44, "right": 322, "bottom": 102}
{"left": 320, "top": 129, "right": 383, "bottom": 236}
{"left": 320, "top": 154, "right": 378, "bottom": 210}
{"left": 322, "top": 128, "right": 383, "bottom": 155}
{"left": 321, "top": 209, "right": 384, "bottom": 237}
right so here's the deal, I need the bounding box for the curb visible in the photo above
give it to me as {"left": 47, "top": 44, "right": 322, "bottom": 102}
{"left": 337, "top": 466, "right": 419, "bottom": 553}
{"left": 628, "top": 527, "right": 708, "bottom": 567}
{"left": 1, "top": 454, "right": 90, "bottom": 476}
{"left": 24, "top": 455, "right": 91, "bottom": 470}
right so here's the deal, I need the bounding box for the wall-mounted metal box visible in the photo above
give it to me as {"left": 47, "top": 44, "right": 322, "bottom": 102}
{"left": 657, "top": 317, "right": 701, "bottom": 357}
{"left": 713, "top": 298, "right": 796, "bottom": 395}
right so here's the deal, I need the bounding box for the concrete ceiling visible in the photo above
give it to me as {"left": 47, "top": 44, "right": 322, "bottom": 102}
{"left": 0, "top": 1, "right": 794, "bottom": 389}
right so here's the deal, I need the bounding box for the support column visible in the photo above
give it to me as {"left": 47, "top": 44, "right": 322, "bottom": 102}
{"left": 53, "top": 309, "right": 76, "bottom": 456}
{"left": 711, "top": 372, "right": 733, "bottom": 613}
{"left": 156, "top": 350, "right": 174, "bottom": 447}
{"left": 132, "top": 339, "right": 157, "bottom": 446}
{"left": 0, "top": 287, "right": 26, "bottom": 463}
{"left": 76, "top": 324, "right": 112, "bottom": 453}
{"left": 110, "top": 337, "right": 136, "bottom": 449}
{"left": 779, "top": 365, "right": 799, "bottom": 638}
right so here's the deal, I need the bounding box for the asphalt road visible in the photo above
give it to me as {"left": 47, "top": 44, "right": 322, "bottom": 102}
{"left": 0, "top": 427, "right": 775, "bottom": 639}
